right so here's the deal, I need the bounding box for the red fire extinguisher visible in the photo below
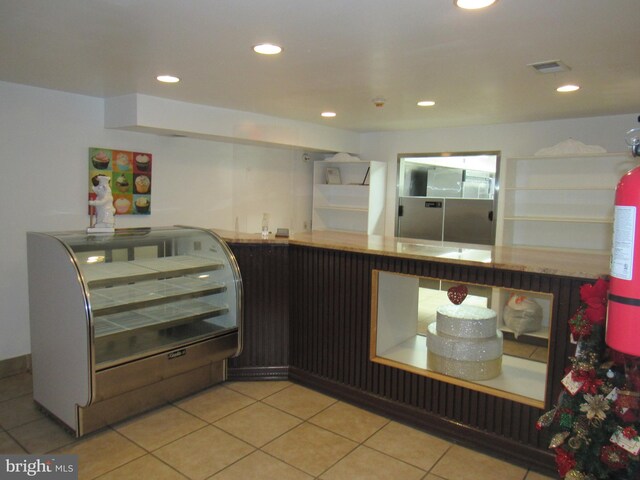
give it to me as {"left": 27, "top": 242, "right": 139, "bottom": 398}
{"left": 606, "top": 127, "right": 640, "bottom": 355}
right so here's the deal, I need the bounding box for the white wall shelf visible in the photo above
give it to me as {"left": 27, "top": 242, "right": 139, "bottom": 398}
{"left": 499, "top": 152, "right": 633, "bottom": 251}
{"left": 314, "top": 205, "right": 369, "bottom": 213}
{"left": 312, "top": 160, "right": 386, "bottom": 235}
{"left": 503, "top": 186, "right": 614, "bottom": 191}
{"left": 503, "top": 216, "right": 613, "bottom": 224}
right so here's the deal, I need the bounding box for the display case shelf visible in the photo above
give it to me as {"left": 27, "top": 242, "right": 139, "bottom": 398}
{"left": 90, "top": 278, "right": 226, "bottom": 316}
{"left": 83, "top": 255, "right": 224, "bottom": 287}
{"left": 378, "top": 336, "right": 547, "bottom": 404}
{"left": 95, "top": 301, "right": 230, "bottom": 338}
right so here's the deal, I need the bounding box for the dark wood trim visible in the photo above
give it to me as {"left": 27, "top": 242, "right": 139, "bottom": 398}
{"left": 226, "top": 241, "right": 589, "bottom": 473}
{"left": 227, "top": 243, "right": 290, "bottom": 369}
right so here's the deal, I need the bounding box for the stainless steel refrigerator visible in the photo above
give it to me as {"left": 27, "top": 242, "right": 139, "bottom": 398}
{"left": 397, "top": 197, "right": 495, "bottom": 245}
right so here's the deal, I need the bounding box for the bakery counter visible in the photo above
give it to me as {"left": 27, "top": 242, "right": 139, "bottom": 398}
{"left": 216, "top": 229, "right": 609, "bottom": 280}
{"left": 217, "top": 229, "right": 608, "bottom": 473}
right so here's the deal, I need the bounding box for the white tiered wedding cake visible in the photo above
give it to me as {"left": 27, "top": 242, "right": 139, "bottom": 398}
{"left": 426, "top": 304, "right": 503, "bottom": 381}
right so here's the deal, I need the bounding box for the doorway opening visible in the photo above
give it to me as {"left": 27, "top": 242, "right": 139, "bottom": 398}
{"left": 395, "top": 152, "right": 500, "bottom": 245}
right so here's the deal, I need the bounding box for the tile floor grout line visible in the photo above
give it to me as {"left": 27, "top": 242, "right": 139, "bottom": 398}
{"left": 311, "top": 428, "right": 360, "bottom": 480}
{"left": 356, "top": 416, "right": 391, "bottom": 444}
{"left": 35, "top": 418, "right": 77, "bottom": 455}
{"left": 172, "top": 391, "right": 259, "bottom": 424}
{"left": 90, "top": 448, "right": 170, "bottom": 480}
{"left": 0, "top": 372, "right": 33, "bottom": 394}
{"left": 43, "top": 427, "right": 143, "bottom": 480}
{"left": 361, "top": 436, "right": 442, "bottom": 475}
{"left": 259, "top": 395, "right": 337, "bottom": 422}
{"left": 110, "top": 416, "right": 211, "bottom": 455}
{"left": 425, "top": 442, "right": 454, "bottom": 477}
{"left": 209, "top": 401, "right": 303, "bottom": 450}
{"left": 0, "top": 392, "right": 73, "bottom": 434}
{"left": 254, "top": 446, "right": 318, "bottom": 480}
{"left": 3, "top": 413, "right": 50, "bottom": 434}
{"left": 357, "top": 442, "right": 434, "bottom": 478}
{"left": 303, "top": 414, "right": 385, "bottom": 447}
{"left": 223, "top": 380, "right": 294, "bottom": 402}
{"left": 3, "top": 428, "right": 29, "bottom": 454}
{"left": 187, "top": 439, "right": 258, "bottom": 480}
{"left": 219, "top": 383, "right": 268, "bottom": 401}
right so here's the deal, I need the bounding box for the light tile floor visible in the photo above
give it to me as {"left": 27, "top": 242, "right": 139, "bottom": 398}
{"left": 0, "top": 372, "right": 557, "bottom": 479}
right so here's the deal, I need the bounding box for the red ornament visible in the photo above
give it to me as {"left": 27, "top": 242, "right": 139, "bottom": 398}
{"left": 447, "top": 285, "right": 468, "bottom": 305}
{"left": 568, "top": 308, "right": 592, "bottom": 339}
{"left": 555, "top": 447, "right": 576, "bottom": 477}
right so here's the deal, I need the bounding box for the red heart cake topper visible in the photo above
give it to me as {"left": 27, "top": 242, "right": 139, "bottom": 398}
{"left": 447, "top": 285, "right": 468, "bottom": 305}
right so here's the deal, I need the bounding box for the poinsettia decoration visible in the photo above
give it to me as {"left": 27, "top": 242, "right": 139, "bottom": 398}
{"left": 537, "top": 278, "right": 640, "bottom": 479}
{"left": 579, "top": 280, "right": 608, "bottom": 324}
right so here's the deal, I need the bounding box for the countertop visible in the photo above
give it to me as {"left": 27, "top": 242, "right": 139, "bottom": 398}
{"left": 216, "top": 229, "right": 610, "bottom": 280}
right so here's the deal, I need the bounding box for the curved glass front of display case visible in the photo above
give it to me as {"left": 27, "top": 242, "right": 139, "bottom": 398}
{"left": 53, "top": 227, "right": 242, "bottom": 369}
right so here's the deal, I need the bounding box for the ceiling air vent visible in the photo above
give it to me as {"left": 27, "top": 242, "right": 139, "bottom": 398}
{"left": 528, "top": 60, "right": 571, "bottom": 74}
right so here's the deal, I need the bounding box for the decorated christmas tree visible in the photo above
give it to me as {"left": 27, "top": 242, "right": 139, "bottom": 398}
{"left": 537, "top": 278, "right": 640, "bottom": 479}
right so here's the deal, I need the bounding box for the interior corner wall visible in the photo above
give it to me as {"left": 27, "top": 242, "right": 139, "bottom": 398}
{"left": 358, "top": 114, "right": 638, "bottom": 237}
{"left": 0, "top": 81, "right": 314, "bottom": 362}
{"left": 1, "top": 77, "right": 635, "bottom": 363}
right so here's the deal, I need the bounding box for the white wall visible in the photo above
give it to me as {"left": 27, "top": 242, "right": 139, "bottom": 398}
{"left": 1, "top": 78, "right": 637, "bottom": 363}
{"left": 0, "top": 81, "right": 318, "bottom": 361}
{"left": 359, "top": 114, "right": 638, "bottom": 237}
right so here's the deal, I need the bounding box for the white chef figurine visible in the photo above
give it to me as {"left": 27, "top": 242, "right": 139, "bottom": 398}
{"left": 88, "top": 174, "right": 115, "bottom": 232}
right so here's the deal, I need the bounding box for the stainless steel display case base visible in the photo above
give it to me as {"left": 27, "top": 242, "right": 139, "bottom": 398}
{"left": 75, "top": 333, "right": 236, "bottom": 436}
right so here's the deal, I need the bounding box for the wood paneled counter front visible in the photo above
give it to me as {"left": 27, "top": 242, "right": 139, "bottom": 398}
{"left": 219, "top": 229, "right": 610, "bottom": 474}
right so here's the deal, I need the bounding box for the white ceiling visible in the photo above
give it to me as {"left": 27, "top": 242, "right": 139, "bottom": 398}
{"left": 1, "top": 0, "right": 639, "bottom": 132}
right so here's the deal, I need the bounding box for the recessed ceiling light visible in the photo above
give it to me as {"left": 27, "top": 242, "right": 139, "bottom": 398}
{"left": 557, "top": 84, "right": 580, "bottom": 93}
{"left": 321, "top": 112, "right": 336, "bottom": 118}
{"left": 253, "top": 43, "right": 282, "bottom": 55}
{"left": 455, "top": 0, "right": 497, "bottom": 9}
{"left": 156, "top": 75, "right": 180, "bottom": 83}
{"left": 417, "top": 100, "right": 436, "bottom": 107}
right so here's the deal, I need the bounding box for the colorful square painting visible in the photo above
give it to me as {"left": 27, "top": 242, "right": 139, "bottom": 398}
{"left": 89, "top": 147, "right": 152, "bottom": 215}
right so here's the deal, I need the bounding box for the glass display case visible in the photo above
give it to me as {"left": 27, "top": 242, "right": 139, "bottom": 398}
{"left": 27, "top": 226, "right": 242, "bottom": 436}
{"left": 371, "top": 270, "right": 552, "bottom": 408}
